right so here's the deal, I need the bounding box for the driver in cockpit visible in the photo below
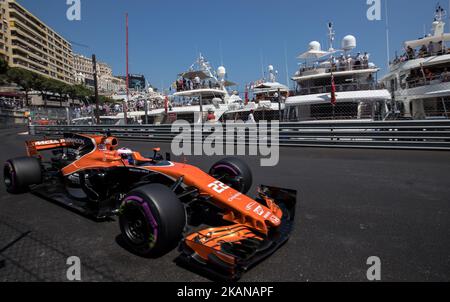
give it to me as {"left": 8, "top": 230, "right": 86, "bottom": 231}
{"left": 116, "top": 148, "right": 135, "bottom": 165}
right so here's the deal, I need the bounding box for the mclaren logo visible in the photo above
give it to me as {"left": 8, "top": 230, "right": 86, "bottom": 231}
{"left": 34, "top": 140, "right": 59, "bottom": 146}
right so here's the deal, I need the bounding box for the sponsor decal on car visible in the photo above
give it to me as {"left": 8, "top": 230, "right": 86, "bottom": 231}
{"left": 207, "top": 180, "right": 230, "bottom": 194}
{"left": 128, "top": 168, "right": 150, "bottom": 174}
{"left": 228, "top": 192, "right": 242, "bottom": 202}
{"left": 245, "top": 201, "right": 257, "bottom": 211}
{"left": 33, "top": 140, "right": 60, "bottom": 146}
{"left": 63, "top": 138, "right": 86, "bottom": 145}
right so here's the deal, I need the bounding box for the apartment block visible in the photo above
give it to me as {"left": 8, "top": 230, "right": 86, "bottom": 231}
{"left": 0, "top": 0, "right": 74, "bottom": 84}
{"left": 73, "top": 53, "right": 124, "bottom": 94}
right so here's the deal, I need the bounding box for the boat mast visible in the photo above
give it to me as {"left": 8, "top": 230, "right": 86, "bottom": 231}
{"left": 260, "top": 50, "right": 265, "bottom": 80}
{"left": 327, "top": 21, "right": 335, "bottom": 52}
{"left": 384, "top": 0, "right": 390, "bottom": 70}
{"left": 124, "top": 13, "right": 129, "bottom": 124}
{"left": 219, "top": 40, "right": 224, "bottom": 66}
{"left": 284, "top": 42, "right": 290, "bottom": 88}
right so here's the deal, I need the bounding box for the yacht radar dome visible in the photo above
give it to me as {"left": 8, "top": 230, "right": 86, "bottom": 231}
{"left": 342, "top": 35, "right": 357, "bottom": 52}
{"left": 217, "top": 66, "right": 226, "bottom": 79}
{"left": 268, "top": 65, "right": 277, "bottom": 82}
{"left": 308, "top": 41, "right": 321, "bottom": 51}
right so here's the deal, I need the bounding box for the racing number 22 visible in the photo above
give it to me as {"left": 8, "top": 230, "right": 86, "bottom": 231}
{"left": 208, "top": 181, "right": 230, "bottom": 194}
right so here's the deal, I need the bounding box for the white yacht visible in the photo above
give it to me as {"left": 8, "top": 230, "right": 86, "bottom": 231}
{"left": 118, "top": 54, "right": 239, "bottom": 125}
{"left": 221, "top": 65, "right": 289, "bottom": 122}
{"left": 165, "top": 54, "right": 241, "bottom": 124}
{"left": 285, "top": 23, "right": 392, "bottom": 122}
{"left": 114, "top": 87, "right": 167, "bottom": 124}
{"left": 381, "top": 5, "right": 450, "bottom": 120}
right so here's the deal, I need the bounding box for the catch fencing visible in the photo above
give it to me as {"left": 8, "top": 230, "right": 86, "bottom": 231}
{"left": 29, "top": 120, "right": 450, "bottom": 151}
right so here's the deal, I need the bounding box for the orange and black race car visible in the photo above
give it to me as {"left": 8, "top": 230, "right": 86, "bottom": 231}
{"left": 3, "top": 133, "right": 296, "bottom": 280}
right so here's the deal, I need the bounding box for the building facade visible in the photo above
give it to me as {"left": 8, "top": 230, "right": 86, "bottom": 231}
{"left": 0, "top": 0, "right": 74, "bottom": 84}
{"left": 73, "top": 53, "right": 124, "bottom": 94}
{"left": 98, "top": 75, "right": 126, "bottom": 94}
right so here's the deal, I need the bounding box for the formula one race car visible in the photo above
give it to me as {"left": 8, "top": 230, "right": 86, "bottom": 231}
{"left": 3, "top": 133, "right": 296, "bottom": 280}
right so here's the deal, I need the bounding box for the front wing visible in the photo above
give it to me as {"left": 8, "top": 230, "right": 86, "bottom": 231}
{"left": 178, "top": 185, "right": 297, "bottom": 281}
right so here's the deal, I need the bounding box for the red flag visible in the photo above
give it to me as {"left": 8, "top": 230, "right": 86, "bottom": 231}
{"left": 330, "top": 73, "right": 336, "bottom": 106}
{"left": 244, "top": 85, "right": 249, "bottom": 105}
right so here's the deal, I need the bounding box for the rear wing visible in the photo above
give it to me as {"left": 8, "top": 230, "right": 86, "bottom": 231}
{"left": 26, "top": 137, "right": 87, "bottom": 156}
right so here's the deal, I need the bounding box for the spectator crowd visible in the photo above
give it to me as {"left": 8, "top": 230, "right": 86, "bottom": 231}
{"left": 392, "top": 40, "right": 448, "bottom": 65}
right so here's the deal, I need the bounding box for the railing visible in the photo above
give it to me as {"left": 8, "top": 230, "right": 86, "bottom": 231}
{"left": 0, "top": 108, "right": 28, "bottom": 126}
{"left": 296, "top": 82, "right": 379, "bottom": 95}
{"left": 29, "top": 120, "right": 450, "bottom": 151}
{"left": 405, "top": 73, "right": 450, "bottom": 89}
{"left": 392, "top": 49, "right": 449, "bottom": 66}
{"left": 175, "top": 82, "right": 222, "bottom": 92}
{"left": 298, "top": 57, "right": 374, "bottom": 74}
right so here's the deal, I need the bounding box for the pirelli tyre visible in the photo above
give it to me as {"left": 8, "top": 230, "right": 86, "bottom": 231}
{"left": 209, "top": 157, "right": 253, "bottom": 194}
{"left": 119, "top": 184, "right": 186, "bottom": 257}
{"left": 4, "top": 157, "right": 42, "bottom": 194}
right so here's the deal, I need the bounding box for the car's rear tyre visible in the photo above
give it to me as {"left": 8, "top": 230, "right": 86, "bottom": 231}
{"left": 119, "top": 184, "right": 186, "bottom": 257}
{"left": 4, "top": 157, "right": 42, "bottom": 194}
{"left": 209, "top": 157, "right": 253, "bottom": 194}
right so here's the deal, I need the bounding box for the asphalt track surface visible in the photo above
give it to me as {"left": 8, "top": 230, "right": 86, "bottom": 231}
{"left": 0, "top": 126, "right": 449, "bottom": 282}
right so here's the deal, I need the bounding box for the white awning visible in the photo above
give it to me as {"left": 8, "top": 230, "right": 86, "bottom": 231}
{"left": 422, "top": 54, "right": 450, "bottom": 67}
{"left": 382, "top": 54, "right": 450, "bottom": 81}
{"left": 173, "top": 88, "right": 227, "bottom": 97}
{"left": 286, "top": 89, "right": 391, "bottom": 106}
{"left": 405, "top": 33, "right": 450, "bottom": 48}
{"left": 425, "top": 89, "right": 450, "bottom": 96}
{"left": 178, "top": 70, "right": 210, "bottom": 80}
{"left": 253, "top": 82, "right": 289, "bottom": 93}
{"left": 297, "top": 50, "right": 330, "bottom": 59}
{"left": 292, "top": 68, "right": 379, "bottom": 81}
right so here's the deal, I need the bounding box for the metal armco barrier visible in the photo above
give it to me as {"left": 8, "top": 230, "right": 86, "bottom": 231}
{"left": 29, "top": 120, "right": 450, "bottom": 151}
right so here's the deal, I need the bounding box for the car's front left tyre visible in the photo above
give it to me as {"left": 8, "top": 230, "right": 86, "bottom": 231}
{"left": 4, "top": 157, "right": 42, "bottom": 194}
{"left": 119, "top": 184, "right": 186, "bottom": 257}
{"left": 209, "top": 157, "right": 253, "bottom": 194}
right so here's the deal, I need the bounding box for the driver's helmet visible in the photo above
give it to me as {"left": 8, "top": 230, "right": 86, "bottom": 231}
{"left": 117, "top": 148, "right": 134, "bottom": 164}
{"left": 117, "top": 148, "right": 132, "bottom": 157}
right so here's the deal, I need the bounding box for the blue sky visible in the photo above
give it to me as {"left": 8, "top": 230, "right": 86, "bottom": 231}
{"left": 17, "top": 0, "right": 446, "bottom": 91}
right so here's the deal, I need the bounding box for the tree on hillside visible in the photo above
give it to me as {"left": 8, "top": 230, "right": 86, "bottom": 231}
{"left": 73, "top": 84, "right": 93, "bottom": 105}
{"left": 65, "top": 84, "right": 77, "bottom": 107}
{"left": 6, "top": 68, "right": 34, "bottom": 107}
{"left": 47, "top": 79, "right": 66, "bottom": 107}
{"left": 5, "top": 65, "right": 95, "bottom": 108}
{"left": 32, "top": 74, "right": 51, "bottom": 108}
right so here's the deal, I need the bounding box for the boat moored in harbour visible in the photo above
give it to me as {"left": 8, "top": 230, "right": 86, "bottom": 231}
{"left": 285, "top": 23, "right": 392, "bottom": 122}
{"left": 381, "top": 5, "right": 450, "bottom": 120}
